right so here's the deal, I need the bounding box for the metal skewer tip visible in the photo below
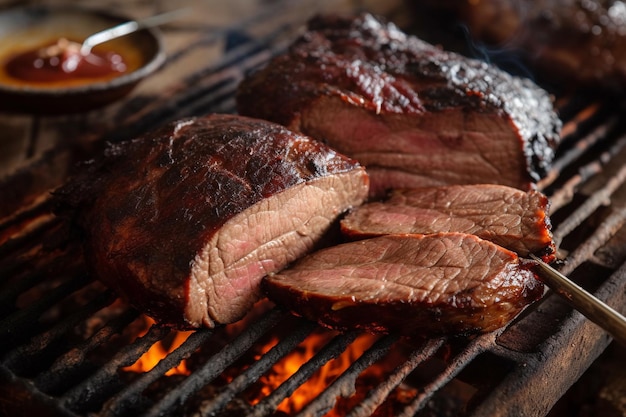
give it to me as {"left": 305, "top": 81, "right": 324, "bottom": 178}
{"left": 529, "top": 254, "right": 626, "bottom": 347}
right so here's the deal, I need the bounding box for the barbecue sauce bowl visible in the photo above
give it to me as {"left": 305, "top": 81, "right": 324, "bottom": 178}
{"left": 0, "top": 6, "right": 165, "bottom": 114}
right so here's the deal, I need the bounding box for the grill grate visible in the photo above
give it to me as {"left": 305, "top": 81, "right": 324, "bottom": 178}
{"left": 1, "top": 2, "right": 626, "bottom": 417}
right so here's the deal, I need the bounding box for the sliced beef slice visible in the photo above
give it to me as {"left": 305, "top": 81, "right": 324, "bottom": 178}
{"left": 55, "top": 114, "right": 369, "bottom": 329}
{"left": 340, "top": 184, "right": 556, "bottom": 262}
{"left": 264, "top": 233, "right": 544, "bottom": 337}
{"left": 237, "top": 13, "right": 562, "bottom": 198}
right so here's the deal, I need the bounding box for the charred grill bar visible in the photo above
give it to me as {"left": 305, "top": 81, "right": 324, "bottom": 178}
{"left": 1, "top": 1, "right": 625, "bottom": 416}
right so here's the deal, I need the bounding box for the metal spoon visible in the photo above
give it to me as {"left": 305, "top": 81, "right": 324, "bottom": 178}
{"left": 36, "top": 8, "right": 189, "bottom": 72}
{"left": 79, "top": 8, "right": 190, "bottom": 56}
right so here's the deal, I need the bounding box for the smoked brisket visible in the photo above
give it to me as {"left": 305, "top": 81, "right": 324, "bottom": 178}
{"left": 55, "top": 114, "right": 369, "bottom": 329}
{"left": 237, "top": 13, "right": 562, "bottom": 198}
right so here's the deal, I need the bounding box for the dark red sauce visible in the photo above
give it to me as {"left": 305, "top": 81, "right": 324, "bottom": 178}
{"left": 4, "top": 38, "right": 127, "bottom": 84}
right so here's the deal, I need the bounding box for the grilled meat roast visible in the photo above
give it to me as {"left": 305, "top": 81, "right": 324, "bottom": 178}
{"left": 237, "top": 13, "right": 562, "bottom": 198}
{"left": 423, "top": 0, "right": 626, "bottom": 90}
{"left": 341, "top": 184, "right": 556, "bottom": 262}
{"left": 264, "top": 233, "right": 544, "bottom": 336}
{"left": 55, "top": 114, "right": 369, "bottom": 329}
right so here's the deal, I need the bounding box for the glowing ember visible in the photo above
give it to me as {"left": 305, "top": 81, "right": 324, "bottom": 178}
{"left": 122, "top": 317, "right": 193, "bottom": 376}
{"left": 119, "top": 305, "right": 414, "bottom": 416}
{"left": 249, "top": 330, "right": 380, "bottom": 415}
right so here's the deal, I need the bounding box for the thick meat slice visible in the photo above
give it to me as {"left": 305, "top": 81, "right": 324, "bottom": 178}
{"left": 237, "top": 13, "right": 562, "bottom": 198}
{"left": 422, "top": 0, "right": 626, "bottom": 90}
{"left": 55, "top": 114, "right": 369, "bottom": 329}
{"left": 340, "top": 184, "right": 556, "bottom": 262}
{"left": 263, "top": 233, "right": 544, "bottom": 337}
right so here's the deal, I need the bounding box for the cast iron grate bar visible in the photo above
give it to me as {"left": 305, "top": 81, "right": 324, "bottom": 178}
{"left": 0, "top": 274, "right": 92, "bottom": 353}
{"left": 143, "top": 309, "right": 286, "bottom": 417}
{"left": 60, "top": 323, "right": 172, "bottom": 414}
{"left": 0, "top": 215, "right": 63, "bottom": 260}
{"left": 101, "top": 326, "right": 217, "bottom": 417}
{"left": 193, "top": 319, "right": 317, "bottom": 417}
{"left": 0, "top": 196, "right": 55, "bottom": 244}
{"left": 0, "top": 364, "right": 80, "bottom": 417}
{"left": 561, "top": 205, "right": 626, "bottom": 276}
{"left": 0, "top": 249, "right": 83, "bottom": 317}
{"left": 542, "top": 100, "right": 602, "bottom": 152}
{"left": 545, "top": 129, "right": 626, "bottom": 213}
{"left": 35, "top": 308, "right": 142, "bottom": 395}
{"left": 344, "top": 337, "right": 446, "bottom": 417}
{"left": 0, "top": 206, "right": 56, "bottom": 238}
{"left": 553, "top": 113, "right": 619, "bottom": 174}
{"left": 0, "top": 221, "right": 73, "bottom": 282}
{"left": 297, "top": 334, "right": 400, "bottom": 417}
{"left": 249, "top": 330, "right": 360, "bottom": 417}
{"left": 2, "top": 289, "right": 117, "bottom": 373}
{"left": 540, "top": 103, "right": 616, "bottom": 192}
{"left": 398, "top": 333, "right": 496, "bottom": 417}
{"left": 553, "top": 162, "right": 626, "bottom": 247}
{"left": 554, "top": 95, "right": 599, "bottom": 129}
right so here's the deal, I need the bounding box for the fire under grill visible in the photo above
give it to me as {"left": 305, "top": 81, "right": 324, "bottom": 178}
{"left": 1, "top": 2, "right": 626, "bottom": 417}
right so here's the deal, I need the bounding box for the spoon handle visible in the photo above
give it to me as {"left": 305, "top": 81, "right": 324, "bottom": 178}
{"left": 80, "top": 8, "right": 190, "bottom": 55}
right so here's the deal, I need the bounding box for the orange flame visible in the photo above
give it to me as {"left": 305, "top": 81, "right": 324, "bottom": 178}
{"left": 120, "top": 308, "right": 405, "bottom": 416}
{"left": 122, "top": 317, "right": 194, "bottom": 376}
{"left": 250, "top": 330, "right": 380, "bottom": 415}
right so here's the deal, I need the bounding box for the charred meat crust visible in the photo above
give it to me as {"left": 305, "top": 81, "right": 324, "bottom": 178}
{"left": 55, "top": 114, "right": 369, "bottom": 328}
{"left": 237, "top": 12, "right": 562, "bottom": 188}
{"left": 263, "top": 233, "right": 544, "bottom": 337}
